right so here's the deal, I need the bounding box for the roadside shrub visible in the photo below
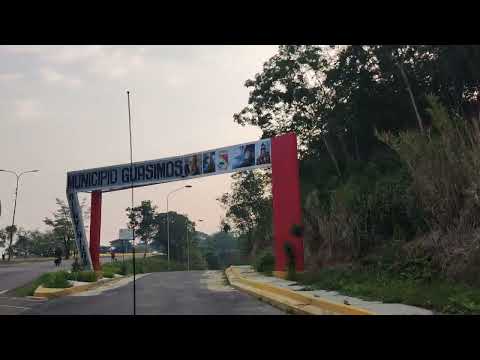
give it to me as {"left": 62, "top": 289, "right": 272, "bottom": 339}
{"left": 71, "top": 258, "right": 83, "bottom": 272}
{"left": 254, "top": 248, "right": 275, "bottom": 275}
{"left": 118, "top": 262, "right": 128, "bottom": 275}
{"left": 43, "top": 271, "right": 72, "bottom": 289}
{"left": 102, "top": 270, "right": 115, "bottom": 278}
{"left": 69, "top": 271, "right": 98, "bottom": 282}
{"left": 135, "top": 261, "right": 145, "bottom": 274}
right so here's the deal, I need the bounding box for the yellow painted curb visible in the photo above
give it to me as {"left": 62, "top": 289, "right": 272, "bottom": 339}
{"left": 226, "top": 266, "right": 376, "bottom": 315}
{"left": 34, "top": 277, "right": 124, "bottom": 299}
{"left": 273, "top": 271, "right": 305, "bottom": 279}
{"left": 273, "top": 271, "right": 287, "bottom": 279}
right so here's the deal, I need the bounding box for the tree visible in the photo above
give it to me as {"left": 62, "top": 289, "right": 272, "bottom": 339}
{"left": 232, "top": 45, "right": 480, "bottom": 271}
{"left": 151, "top": 212, "right": 196, "bottom": 263}
{"left": 12, "top": 228, "right": 30, "bottom": 257}
{"left": 207, "top": 231, "right": 241, "bottom": 268}
{"left": 218, "top": 169, "right": 272, "bottom": 258}
{"left": 0, "top": 228, "right": 7, "bottom": 249}
{"left": 5, "top": 225, "right": 17, "bottom": 259}
{"left": 127, "top": 200, "right": 157, "bottom": 258}
{"left": 5, "top": 229, "right": 62, "bottom": 258}
{"left": 44, "top": 198, "right": 89, "bottom": 260}
{"left": 28, "top": 230, "right": 62, "bottom": 257}
{"left": 234, "top": 45, "right": 334, "bottom": 157}
{"left": 235, "top": 45, "right": 480, "bottom": 167}
{"left": 125, "top": 201, "right": 203, "bottom": 265}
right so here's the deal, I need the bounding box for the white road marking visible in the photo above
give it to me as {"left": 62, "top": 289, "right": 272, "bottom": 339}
{"left": 3, "top": 296, "right": 45, "bottom": 302}
{"left": 71, "top": 273, "right": 150, "bottom": 296}
{"left": 0, "top": 304, "right": 31, "bottom": 310}
{"left": 0, "top": 290, "right": 8, "bottom": 294}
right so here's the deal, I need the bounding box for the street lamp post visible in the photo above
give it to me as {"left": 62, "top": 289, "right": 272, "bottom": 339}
{"left": 186, "top": 218, "right": 189, "bottom": 271}
{"left": 189, "top": 219, "right": 203, "bottom": 271}
{"left": 0, "top": 169, "right": 39, "bottom": 261}
{"left": 166, "top": 185, "right": 192, "bottom": 270}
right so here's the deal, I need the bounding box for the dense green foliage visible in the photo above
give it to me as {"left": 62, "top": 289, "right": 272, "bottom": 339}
{"left": 3, "top": 197, "right": 89, "bottom": 260}
{"left": 102, "top": 270, "right": 115, "bottom": 278}
{"left": 101, "top": 255, "right": 203, "bottom": 275}
{"left": 126, "top": 201, "right": 205, "bottom": 266}
{"left": 44, "top": 198, "right": 89, "bottom": 260}
{"left": 42, "top": 271, "right": 72, "bottom": 289}
{"left": 199, "top": 231, "right": 245, "bottom": 269}
{"left": 296, "top": 263, "right": 480, "bottom": 314}
{"left": 253, "top": 248, "right": 275, "bottom": 275}
{"left": 68, "top": 271, "right": 98, "bottom": 282}
{"left": 220, "top": 45, "right": 480, "bottom": 297}
{"left": 218, "top": 170, "right": 272, "bottom": 259}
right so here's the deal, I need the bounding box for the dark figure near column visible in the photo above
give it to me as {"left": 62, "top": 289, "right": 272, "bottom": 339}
{"left": 54, "top": 247, "right": 62, "bottom": 267}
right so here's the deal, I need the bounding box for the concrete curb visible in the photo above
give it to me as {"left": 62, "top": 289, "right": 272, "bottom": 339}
{"left": 33, "top": 276, "right": 125, "bottom": 299}
{"left": 225, "top": 266, "right": 376, "bottom": 315}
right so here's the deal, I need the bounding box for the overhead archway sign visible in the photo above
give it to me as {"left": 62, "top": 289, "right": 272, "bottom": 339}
{"left": 67, "top": 133, "right": 304, "bottom": 276}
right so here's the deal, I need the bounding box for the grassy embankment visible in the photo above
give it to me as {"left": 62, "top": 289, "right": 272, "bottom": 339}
{"left": 293, "top": 264, "right": 480, "bottom": 315}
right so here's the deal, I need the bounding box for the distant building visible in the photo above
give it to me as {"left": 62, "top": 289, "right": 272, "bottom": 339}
{"left": 110, "top": 239, "right": 133, "bottom": 253}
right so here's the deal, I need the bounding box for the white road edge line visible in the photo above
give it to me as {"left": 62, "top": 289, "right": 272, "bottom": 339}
{"left": 0, "top": 305, "right": 31, "bottom": 310}
{"left": 0, "top": 290, "right": 8, "bottom": 295}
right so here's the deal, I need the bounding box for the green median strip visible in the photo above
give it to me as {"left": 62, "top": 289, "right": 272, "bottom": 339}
{"left": 10, "top": 255, "right": 192, "bottom": 298}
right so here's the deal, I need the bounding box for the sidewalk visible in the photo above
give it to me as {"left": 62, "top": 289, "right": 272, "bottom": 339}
{"left": 227, "top": 265, "right": 433, "bottom": 315}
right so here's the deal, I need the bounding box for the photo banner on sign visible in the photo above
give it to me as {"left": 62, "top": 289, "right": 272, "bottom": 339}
{"left": 66, "top": 138, "right": 272, "bottom": 193}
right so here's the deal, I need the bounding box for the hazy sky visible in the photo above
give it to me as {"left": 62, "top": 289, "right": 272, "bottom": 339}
{"left": 0, "top": 45, "right": 278, "bottom": 245}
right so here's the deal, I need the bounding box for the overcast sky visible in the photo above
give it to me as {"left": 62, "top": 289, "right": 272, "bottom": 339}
{"left": 0, "top": 45, "right": 278, "bottom": 245}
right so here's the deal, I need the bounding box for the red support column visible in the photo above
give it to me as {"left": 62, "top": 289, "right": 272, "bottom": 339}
{"left": 271, "top": 132, "right": 304, "bottom": 274}
{"left": 89, "top": 191, "right": 102, "bottom": 271}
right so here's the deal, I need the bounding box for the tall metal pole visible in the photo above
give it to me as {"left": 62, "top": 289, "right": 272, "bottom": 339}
{"left": 166, "top": 185, "right": 191, "bottom": 271}
{"left": 127, "top": 90, "right": 136, "bottom": 316}
{"left": 166, "top": 197, "right": 170, "bottom": 270}
{"left": 0, "top": 169, "right": 39, "bottom": 261}
{"left": 186, "top": 218, "right": 189, "bottom": 271}
{"left": 8, "top": 176, "right": 19, "bottom": 261}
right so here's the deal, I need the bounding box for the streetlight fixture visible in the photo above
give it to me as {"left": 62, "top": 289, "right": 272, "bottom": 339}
{"left": 0, "top": 169, "right": 39, "bottom": 261}
{"left": 185, "top": 218, "right": 204, "bottom": 272}
{"left": 186, "top": 219, "right": 204, "bottom": 271}
{"left": 166, "top": 185, "right": 192, "bottom": 270}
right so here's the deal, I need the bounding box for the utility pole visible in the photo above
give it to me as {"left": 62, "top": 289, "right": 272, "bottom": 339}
{"left": 0, "top": 169, "right": 39, "bottom": 261}
{"left": 127, "top": 90, "right": 136, "bottom": 316}
{"left": 166, "top": 185, "right": 192, "bottom": 270}
{"left": 186, "top": 218, "right": 189, "bottom": 271}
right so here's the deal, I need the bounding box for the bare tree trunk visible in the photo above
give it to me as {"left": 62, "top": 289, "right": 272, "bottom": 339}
{"left": 337, "top": 133, "right": 352, "bottom": 163}
{"left": 63, "top": 236, "right": 70, "bottom": 260}
{"left": 397, "top": 62, "right": 425, "bottom": 135}
{"left": 354, "top": 134, "right": 360, "bottom": 161}
{"left": 322, "top": 136, "right": 342, "bottom": 178}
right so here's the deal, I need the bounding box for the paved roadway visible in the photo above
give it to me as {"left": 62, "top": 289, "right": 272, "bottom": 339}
{"left": 12, "top": 270, "right": 284, "bottom": 315}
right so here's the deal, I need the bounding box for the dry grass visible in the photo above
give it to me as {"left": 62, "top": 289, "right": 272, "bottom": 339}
{"left": 303, "top": 96, "right": 480, "bottom": 285}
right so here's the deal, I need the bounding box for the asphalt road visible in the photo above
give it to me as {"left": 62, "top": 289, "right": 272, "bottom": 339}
{"left": 19, "top": 270, "right": 284, "bottom": 315}
{"left": 0, "top": 256, "right": 121, "bottom": 293}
